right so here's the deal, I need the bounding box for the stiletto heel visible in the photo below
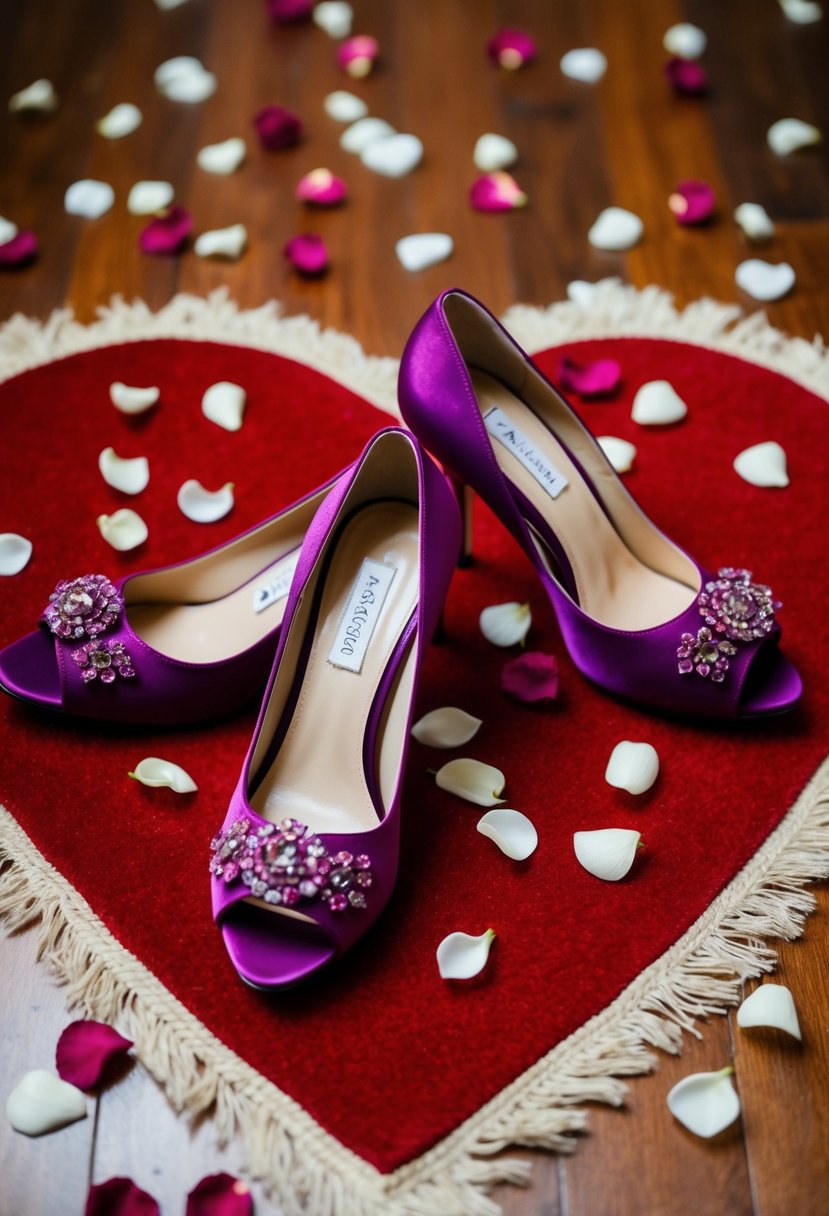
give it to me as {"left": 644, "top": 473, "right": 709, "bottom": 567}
{"left": 398, "top": 289, "right": 802, "bottom": 720}
{"left": 450, "top": 475, "right": 475, "bottom": 568}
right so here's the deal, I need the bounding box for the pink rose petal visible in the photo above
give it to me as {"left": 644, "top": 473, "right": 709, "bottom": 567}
{"left": 0, "top": 229, "right": 38, "bottom": 266}
{"left": 664, "top": 56, "right": 708, "bottom": 96}
{"left": 265, "top": 0, "right": 313, "bottom": 23}
{"left": 337, "top": 35, "right": 379, "bottom": 78}
{"left": 283, "top": 233, "right": 328, "bottom": 276}
{"left": 556, "top": 354, "right": 622, "bottom": 398}
{"left": 186, "top": 1174, "right": 253, "bottom": 1216}
{"left": 85, "top": 1178, "right": 160, "bottom": 1216}
{"left": 501, "top": 652, "right": 560, "bottom": 703}
{"left": 668, "top": 179, "right": 716, "bottom": 225}
{"left": 139, "top": 205, "right": 192, "bottom": 255}
{"left": 296, "top": 168, "right": 347, "bottom": 206}
{"left": 470, "top": 171, "right": 527, "bottom": 212}
{"left": 254, "top": 105, "right": 303, "bottom": 150}
{"left": 486, "top": 29, "right": 537, "bottom": 70}
{"left": 56, "top": 1020, "right": 133, "bottom": 1090}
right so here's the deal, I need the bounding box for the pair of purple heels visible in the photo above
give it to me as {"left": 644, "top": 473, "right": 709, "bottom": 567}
{"left": 0, "top": 291, "right": 801, "bottom": 989}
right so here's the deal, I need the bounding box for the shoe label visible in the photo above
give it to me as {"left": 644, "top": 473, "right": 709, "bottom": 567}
{"left": 484, "top": 406, "right": 569, "bottom": 500}
{"left": 328, "top": 558, "right": 397, "bottom": 674}
{"left": 252, "top": 550, "right": 301, "bottom": 614}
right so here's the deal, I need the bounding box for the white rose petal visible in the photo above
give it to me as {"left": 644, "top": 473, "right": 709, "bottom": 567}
{"left": 588, "top": 206, "right": 643, "bottom": 251}
{"left": 361, "top": 133, "right": 423, "bottom": 177}
{"left": 767, "top": 117, "right": 822, "bottom": 155}
{"left": 202, "top": 381, "right": 246, "bottom": 431}
{"left": 6, "top": 1070, "right": 86, "bottom": 1137}
{"left": 0, "top": 216, "right": 18, "bottom": 245}
{"left": 0, "top": 533, "right": 33, "bottom": 576}
{"left": 631, "top": 380, "right": 688, "bottom": 426}
{"left": 735, "top": 259, "right": 795, "bottom": 302}
{"left": 597, "top": 435, "right": 637, "bottom": 473}
{"left": 154, "top": 0, "right": 191, "bottom": 8}
{"left": 128, "top": 756, "right": 198, "bottom": 794}
{"left": 473, "top": 133, "right": 518, "bottom": 172}
{"left": 477, "top": 809, "right": 538, "bottom": 861}
{"left": 411, "top": 707, "right": 482, "bottom": 748}
{"left": 127, "top": 180, "right": 174, "bottom": 216}
{"left": 663, "top": 22, "right": 707, "bottom": 58}
{"left": 109, "top": 382, "right": 160, "bottom": 415}
{"left": 313, "top": 2, "right": 354, "bottom": 38}
{"left": 779, "top": 0, "right": 822, "bottom": 22}
{"left": 177, "top": 480, "right": 234, "bottom": 523}
{"left": 8, "top": 79, "right": 58, "bottom": 114}
{"left": 96, "top": 509, "right": 148, "bottom": 552}
{"left": 573, "top": 828, "right": 641, "bottom": 881}
{"left": 560, "top": 48, "right": 607, "bottom": 83}
{"left": 96, "top": 102, "right": 142, "bottom": 139}
{"left": 65, "top": 179, "right": 115, "bottom": 219}
{"left": 733, "top": 202, "right": 775, "bottom": 243}
{"left": 737, "top": 983, "right": 802, "bottom": 1040}
{"left": 340, "top": 116, "right": 396, "bottom": 154}
{"left": 154, "top": 56, "right": 217, "bottom": 103}
{"left": 194, "top": 223, "right": 247, "bottom": 260}
{"left": 605, "top": 740, "right": 659, "bottom": 795}
{"left": 479, "top": 601, "right": 531, "bottom": 647}
{"left": 733, "top": 441, "right": 789, "bottom": 488}
{"left": 435, "top": 758, "right": 505, "bottom": 807}
{"left": 436, "top": 929, "right": 495, "bottom": 980}
{"left": 395, "top": 232, "right": 453, "bottom": 272}
{"left": 197, "top": 137, "right": 247, "bottom": 175}
{"left": 667, "top": 1068, "right": 741, "bottom": 1138}
{"left": 98, "top": 448, "right": 150, "bottom": 496}
{"left": 324, "top": 90, "right": 368, "bottom": 123}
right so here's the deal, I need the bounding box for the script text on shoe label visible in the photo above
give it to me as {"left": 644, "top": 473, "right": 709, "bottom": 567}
{"left": 484, "top": 407, "right": 569, "bottom": 499}
{"left": 252, "top": 550, "right": 301, "bottom": 614}
{"left": 328, "top": 558, "right": 397, "bottom": 674}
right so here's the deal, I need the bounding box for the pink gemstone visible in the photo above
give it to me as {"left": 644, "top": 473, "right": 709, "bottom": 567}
{"left": 329, "top": 893, "right": 348, "bottom": 912}
{"left": 281, "top": 887, "right": 300, "bottom": 906}
{"left": 100, "top": 669, "right": 116, "bottom": 684}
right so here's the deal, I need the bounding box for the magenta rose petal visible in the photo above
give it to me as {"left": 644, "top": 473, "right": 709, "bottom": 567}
{"left": 254, "top": 105, "right": 303, "bottom": 150}
{"left": 337, "top": 35, "right": 379, "bottom": 78}
{"left": 283, "top": 233, "right": 328, "bottom": 276}
{"left": 85, "top": 1178, "right": 160, "bottom": 1216}
{"left": 669, "top": 179, "right": 716, "bottom": 225}
{"left": 664, "top": 56, "right": 709, "bottom": 96}
{"left": 296, "top": 168, "right": 348, "bottom": 206}
{"left": 0, "top": 230, "right": 38, "bottom": 266}
{"left": 139, "top": 205, "right": 192, "bottom": 255}
{"left": 56, "top": 1020, "right": 133, "bottom": 1090}
{"left": 469, "top": 172, "right": 527, "bottom": 212}
{"left": 185, "top": 1173, "right": 253, "bottom": 1216}
{"left": 486, "top": 29, "right": 537, "bottom": 70}
{"left": 501, "top": 652, "right": 560, "bottom": 703}
{"left": 265, "top": 0, "right": 313, "bottom": 23}
{"left": 555, "top": 354, "right": 622, "bottom": 398}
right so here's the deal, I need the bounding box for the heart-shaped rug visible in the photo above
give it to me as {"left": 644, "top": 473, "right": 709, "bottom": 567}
{"left": 1, "top": 286, "right": 827, "bottom": 1215}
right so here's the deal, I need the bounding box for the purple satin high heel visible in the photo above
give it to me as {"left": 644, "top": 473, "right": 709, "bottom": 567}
{"left": 0, "top": 475, "right": 343, "bottom": 726}
{"left": 398, "top": 289, "right": 802, "bottom": 720}
{"left": 210, "top": 427, "right": 462, "bottom": 988}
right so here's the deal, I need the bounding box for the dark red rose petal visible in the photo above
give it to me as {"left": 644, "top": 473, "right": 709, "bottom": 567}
{"left": 186, "top": 1173, "right": 253, "bottom": 1216}
{"left": 254, "top": 105, "right": 303, "bottom": 150}
{"left": 85, "top": 1178, "right": 159, "bottom": 1216}
{"left": 0, "top": 230, "right": 38, "bottom": 266}
{"left": 664, "top": 56, "right": 709, "bottom": 96}
{"left": 668, "top": 179, "right": 716, "bottom": 225}
{"left": 139, "top": 206, "right": 192, "bottom": 255}
{"left": 555, "top": 354, "right": 622, "bottom": 398}
{"left": 56, "top": 1020, "right": 133, "bottom": 1090}
{"left": 265, "top": 0, "right": 313, "bottom": 23}
{"left": 486, "top": 29, "right": 537, "bottom": 70}
{"left": 283, "top": 233, "right": 328, "bottom": 276}
{"left": 501, "top": 652, "right": 560, "bottom": 703}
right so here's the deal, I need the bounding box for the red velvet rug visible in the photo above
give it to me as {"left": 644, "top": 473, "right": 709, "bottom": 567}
{"left": 1, "top": 306, "right": 827, "bottom": 1198}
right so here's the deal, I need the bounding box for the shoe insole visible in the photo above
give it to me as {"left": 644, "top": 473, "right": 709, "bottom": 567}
{"left": 471, "top": 369, "right": 697, "bottom": 631}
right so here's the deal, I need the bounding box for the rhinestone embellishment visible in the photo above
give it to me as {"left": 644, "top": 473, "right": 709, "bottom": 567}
{"left": 210, "top": 816, "right": 373, "bottom": 913}
{"left": 45, "top": 574, "right": 122, "bottom": 640}
{"left": 677, "top": 628, "right": 737, "bottom": 683}
{"left": 678, "top": 568, "right": 780, "bottom": 683}
{"left": 72, "top": 639, "right": 136, "bottom": 684}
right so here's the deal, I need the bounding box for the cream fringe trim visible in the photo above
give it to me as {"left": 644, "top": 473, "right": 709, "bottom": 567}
{"left": 1, "top": 283, "right": 828, "bottom": 1215}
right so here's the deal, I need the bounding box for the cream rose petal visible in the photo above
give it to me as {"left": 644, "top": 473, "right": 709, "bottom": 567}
{"left": 96, "top": 509, "right": 148, "bottom": 551}
{"left": 573, "top": 828, "right": 641, "bottom": 881}
{"left": 128, "top": 756, "right": 198, "bottom": 794}
{"left": 733, "top": 441, "right": 789, "bottom": 488}
{"left": 479, "top": 601, "right": 531, "bottom": 647}
{"left": 597, "top": 435, "right": 637, "bottom": 473}
{"left": 735, "top": 259, "right": 796, "bottom": 302}
{"left": 340, "top": 117, "right": 396, "bottom": 154}
{"left": 109, "top": 382, "right": 160, "bottom": 414}
{"left": 737, "top": 983, "right": 802, "bottom": 1039}
{"left": 395, "top": 233, "right": 453, "bottom": 272}
{"left": 361, "top": 133, "right": 423, "bottom": 177}
{"left": 605, "top": 740, "right": 659, "bottom": 795}
{"left": 560, "top": 48, "right": 607, "bottom": 83}
{"left": 733, "top": 202, "right": 775, "bottom": 243}
{"left": 197, "top": 137, "right": 247, "bottom": 175}
{"left": 473, "top": 133, "right": 518, "bottom": 172}
{"left": 98, "top": 448, "right": 150, "bottom": 495}
{"left": 64, "top": 180, "right": 115, "bottom": 219}
{"left": 96, "top": 102, "right": 142, "bottom": 139}
{"left": 767, "top": 118, "right": 822, "bottom": 154}
{"left": 0, "top": 533, "right": 33, "bottom": 576}
{"left": 194, "top": 223, "right": 248, "bottom": 260}
{"left": 202, "top": 381, "right": 246, "bottom": 431}
{"left": 127, "top": 181, "right": 174, "bottom": 216}
{"left": 411, "top": 707, "right": 482, "bottom": 748}
{"left": 436, "top": 929, "right": 495, "bottom": 980}
{"left": 177, "top": 480, "right": 234, "bottom": 523}
{"left": 6, "top": 1070, "right": 87, "bottom": 1136}
{"left": 313, "top": 2, "right": 354, "bottom": 38}
{"left": 631, "top": 380, "right": 688, "bottom": 425}
{"left": 154, "top": 56, "right": 217, "bottom": 103}
{"left": 779, "top": 0, "right": 822, "bottom": 21}
{"left": 588, "top": 206, "right": 643, "bottom": 251}
{"left": 663, "top": 22, "right": 707, "bottom": 58}
{"left": 435, "top": 758, "right": 505, "bottom": 806}
{"left": 9, "top": 79, "right": 58, "bottom": 113}
{"left": 477, "top": 809, "right": 538, "bottom": 861}
{"left": 324, "top": 90, "right": 368, "bottom": 123}
{"left": 0, "top": 216, "right": 18, "bottom": 244}
{"left": 667, "top": 1067, "right": 741, "bottom": 1138}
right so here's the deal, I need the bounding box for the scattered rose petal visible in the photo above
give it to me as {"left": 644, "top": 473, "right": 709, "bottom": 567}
{"left": 185, "top": 1174, "right": 252, "bottom": 1216}
{"left": 501, "top": 651, "right": 559, "bottom": 702}
{"left": 434, "top": 758, "right": 506, "bottom": 806}
{"left": 470, "top": 171, "right": 527, "bottom": 211}
{"left": 139, "top": 205, "right": 192, "bottom": 255}
{"left": 8, "top": 78, "right": 58, "bottom": 113}
{"left": 734, "top": 202, "right": 775, "bottom": 243}
{"left": 779, "top": 0, "right": 822, "bottom": 21}
{"left": 487, "top": 29, "right": 537, "bottom": 70}
{"left": 96, "top": 103, "right": 142, "bottom": 139}
{"left": 556, "top": 354, "right": 622, "bottom": 397}
{"left": 395, "top": 232, "right": 453, "bottom": 271}
{"left": 361, "top": 132, "right": 423, "bottom": 177}
{"left": 128, "top": 756, "right": 198, "bottom": 793}
{"left": 767, "top": 117, "right": 822, "bottom": 154}
{"left": 98, "top": 448, "right": 150, "bottom": 495}
{"left": 197, "top": 137, "right": 247, "bottom": 175}
{"left": 6, "top": 1070, "right": 86, "bottom": 1136}
{"left": 296, "top": 168, "right": 348, "bottom": 205}
{"left": 667, "top": 1067, "right": 740, "bottom": 1138}
{"left": 0, "top": 216, "right": 16, "bottom": 244}
{"left": 631, "top": 380, "right": 688, "bottom": 426}
{"left": 177, "top": 480, "right": 235, "bottom": 523}
{"left": 669, "top": 179, "right": 715, "bottom": 224}
{"left": 324, "top": 90, "right": 367, "bottom": 122}
{"left": 597, "top": 435, "right": 637, "bottom": 473}
{"left": 266, "top": 0, "right": 313, "bottom": 22}
{"left": 155, "top": 0, "right": 190, "bottom": 8}
{"left": 480, "top": 601, "right": 531, "bottom": 647}
{"left": 314, "top": 2, "right": 354, "bottom": 38}
{"left": 560, "top": 48, "right": 607, "bottom": 83}
{"left": 411, "top": 707, "right": 482, "bottom": 748}
{"left": 127, "top": 181, "right": 174, "bottom": 216}
{"left": 340, "top": 116, "right": 396, "bottom": 153}
{"left": 477, "top": 809, "right": 538, "bottom": 860}
{"left": 202, "top": 381, "right": 246, "bottom": 431}
{"left": 96, "top": 509, "right": 148, "bottom": 552}
{"left": 154, "top": 56, "right": 217, "bottom": 103}
{"left": 110, "top": 383, "right": 160, "bottom": 415}
{"left": 567, "top": 280, "right": 599, "bottom": 309}
{"left": 65, "top": 180, "right": 115, "bottom": 219}
{"left": 737, "top": 983, "right": 802, "bottom": 1039}
{"left": 473, "top": 133, "right": 518, "bottom": 172}
{"left": 735, "top": 258, "right": 795, "bottom": 301}
{"left": 255, "top": 104, "right": 303, "bottom": 150}
{"left": 0, "top": 533, "right": 33, "bottom": 575}
{"left": 283, "top": 233, "right": 328, "bottom": 275}
{"left": 574, "top": 828, "right": 642, "bottom": 881}
{"left": 437, "top": 929, "right": 496, "bottom": 980}
{"left": 588, "top": 206, "right": 643, "bottom": 250}
{"left": 337, "top": 34, "right": 379, "bottom": 77}
{"left": 86, "top": 1178, "right": 160, "bottom": 1216}
{"left": 664, "top": 57, "right": 709, "bottom": 96}
{"left": 56, "top": 1021, "right": 133, "bottom": 1090}
{"left": 194, "top": 223, "right": 248, "bottom": 260}
{"left": 663, "top": 22, "right": 707, "bottom": 58}
{"left": 605, "top": 740, "right": 659, "bottom": 795}
{"left": 0, "top": 229, "right": 38, "bottom": 266}
{"left": 733, "top": 441, "right": 789, "bottom": 487}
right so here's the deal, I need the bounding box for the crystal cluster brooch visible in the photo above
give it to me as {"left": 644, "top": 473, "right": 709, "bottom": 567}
{"left": 210, "top": 816, "right": 373, "bottom": 913}
{"left": 45, "top": 574, "right": 122, "bottom": 640}
{"left": 72, "top": 639, "right": 136, "bottom": 685}
{"left": 678, "top": 567, "right": 780, "bottom": 683}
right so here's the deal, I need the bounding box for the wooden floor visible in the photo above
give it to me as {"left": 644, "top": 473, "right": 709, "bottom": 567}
{"left": 1, "top": 1, "right": 828, "bottom": 1213}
